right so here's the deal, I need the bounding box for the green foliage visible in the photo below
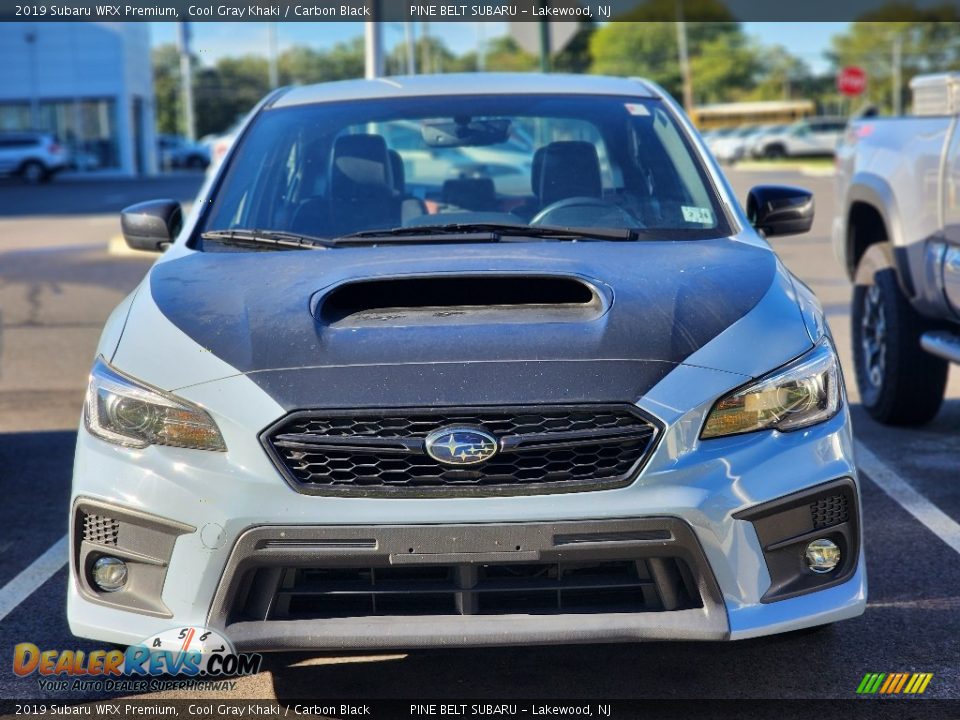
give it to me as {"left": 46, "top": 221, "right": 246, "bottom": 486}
{"left": 588, "top": 21, "right": 756, "bottom": 103}
{"left": 829, "top": 13, "right": 960, "bottom": 112}
{"left": 152, "top": 44, "right": 181, "bottom": 135}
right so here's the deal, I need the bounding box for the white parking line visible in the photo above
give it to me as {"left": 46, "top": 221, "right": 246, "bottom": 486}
{"left": 856, "top": 441, "right": 960, "bottom": 556}
{"left": 0, "top": 534, "right": 68, "bottom": 623}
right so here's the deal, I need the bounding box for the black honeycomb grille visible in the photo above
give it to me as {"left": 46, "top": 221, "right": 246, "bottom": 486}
{"left": 810, "top": 494, "right": 849, "bottom": 529}
{"left": 263, "top": 406, "right": 659, "bottom": 496}
{"left": 82, "top": 513, "right": 120, "bottom": 545}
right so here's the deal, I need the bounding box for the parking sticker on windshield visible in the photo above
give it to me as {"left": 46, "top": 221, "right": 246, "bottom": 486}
{"left": 624, "top": 103, "right": 650, "bottom": 116}
{"left": 682, "top": 206, "right": 714, "bottom": 224}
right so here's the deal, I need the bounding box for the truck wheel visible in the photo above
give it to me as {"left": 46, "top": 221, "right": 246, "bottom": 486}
{"left": 852, "top": 267, "right": 947, "bottom": 425}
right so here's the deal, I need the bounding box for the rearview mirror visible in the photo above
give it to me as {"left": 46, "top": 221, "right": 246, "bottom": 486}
{"left": 120, "top": 199, "right": 182, "bottom": 252}
{"left": 421, "top": 118, "right": 511, "bottom": 148}
{"left": 746, "top": 185, "right": 814, "bottom": 237}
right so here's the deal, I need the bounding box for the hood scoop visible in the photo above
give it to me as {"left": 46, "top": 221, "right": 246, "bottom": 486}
{"left": 315, "top": 275, "right": 609, "bottom": 328}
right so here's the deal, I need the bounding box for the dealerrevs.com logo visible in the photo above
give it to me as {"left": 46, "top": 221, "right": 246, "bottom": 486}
{"left": 13, "top": 627, "right": 262, "bottom": 692}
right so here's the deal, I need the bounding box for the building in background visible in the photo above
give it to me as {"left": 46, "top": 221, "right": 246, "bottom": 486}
{"left": 0, "top": 22, "right": 157, "bottom": 176}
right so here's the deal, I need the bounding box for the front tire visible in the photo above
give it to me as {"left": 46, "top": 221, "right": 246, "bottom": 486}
{"left": 20, "top": 160, "right": 48, "bottom": 184}
{"left": 851, "top": 267, "right": 947, "bottom": 425}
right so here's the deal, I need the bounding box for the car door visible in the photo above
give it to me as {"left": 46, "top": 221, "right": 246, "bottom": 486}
{"left": 785, "top": 123, "right": 816, "bottom": 156}
{"left": 811, "top": 121, "right": 845, "bottom": 156}
{"left": 0, "top": 136, "right": 25, "bottom": 173}
{"left": 940, "top": 123, "right": 960, "bottom": 317}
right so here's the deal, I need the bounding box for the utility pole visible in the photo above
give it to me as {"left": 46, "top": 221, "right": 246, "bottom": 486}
{"left": 538, "top": 1, "right": 551, "bottom": 73}
{"left": 403, "top": 20, "right": 416, "bottom": 75}
{"left": 477, "top": 21, "right": 486, "bottom": 72}
{"left": 420, "top": 20, "right": 436, "bottom": 73}
{"left": 267, "top": 23, "right": 279, "bottom": 89}
{"left": 675, "top": 16, "right": 694, "bottom": 113}
{"left": 177, "top": 22, "right": 196, "bottom": 141}
{"left": 892, "top": 34, "right": 903, "bottom": 116}
{"left": 364, "top": 3, "right": 384, "bottom": 79}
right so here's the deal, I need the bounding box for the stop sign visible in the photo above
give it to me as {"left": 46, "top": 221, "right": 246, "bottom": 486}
{"left": 837, "top": 66, "right": 867, "bottom": 96}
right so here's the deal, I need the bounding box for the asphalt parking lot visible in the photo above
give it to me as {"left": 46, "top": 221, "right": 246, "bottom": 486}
{"left": 0, "top": 169, "right": 958, "bottom": 706}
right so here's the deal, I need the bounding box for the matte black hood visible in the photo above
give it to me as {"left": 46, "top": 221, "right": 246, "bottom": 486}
{"left": 150, "top": 239, "right": 779, "bottom": 409}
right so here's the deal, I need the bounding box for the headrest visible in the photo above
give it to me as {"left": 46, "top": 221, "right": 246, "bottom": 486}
{"left": 441, "top": 178, "right": 496, "bottom": 211}
{"left": 331, "top": 134, "right": 393, "bottom": 198}
{"left": 387, "top": 149, "right": 405, "bottom": 193}
{"left": 537, "top": 141, "right": 603, "bottom": 206}
{"left": 531, "top": 146, "right": 547, "bottom": 195}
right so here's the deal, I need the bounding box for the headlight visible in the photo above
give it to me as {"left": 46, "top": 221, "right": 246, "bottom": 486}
{"left": 84, "top": 357, "right": 226, "bottom": 451}
{"left": 701, "top": 339, "right": 841, "bottom": 439}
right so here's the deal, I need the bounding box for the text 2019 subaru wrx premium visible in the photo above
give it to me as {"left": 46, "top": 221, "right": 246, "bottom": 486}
{"left": 69, "top": 74, "right": 865, "bottom": 651}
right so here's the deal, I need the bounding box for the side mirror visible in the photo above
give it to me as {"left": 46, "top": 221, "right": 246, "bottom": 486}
{"left": 120, "top": 199, "right": 182, "bottom": 252}
{"left": 746, "top": 185, "right": 814, "bottom": 237}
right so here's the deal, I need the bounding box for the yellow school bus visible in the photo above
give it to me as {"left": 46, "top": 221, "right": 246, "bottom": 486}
{"left": 692, "top": 100, "right": 816, "bottom": 130}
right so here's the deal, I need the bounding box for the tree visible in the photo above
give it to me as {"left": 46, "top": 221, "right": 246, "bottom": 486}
{"left": 152, "top": 44, "right": 182, "bottom": 135}
{"left": 748, "top": 46, "right": 811, "bottom": 101}
{"left": 829, "top": 10, "right": 960, "bottom": 113}
{"left": 690, "top": 34, "right": 763, "bottom": 103}
{"left": 589, "top": 21, "right": 758, "bottom": 104}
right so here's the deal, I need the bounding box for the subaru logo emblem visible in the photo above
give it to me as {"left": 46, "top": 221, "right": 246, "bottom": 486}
{"left": 424, "top": 427, "right": 499, "bottom": 466}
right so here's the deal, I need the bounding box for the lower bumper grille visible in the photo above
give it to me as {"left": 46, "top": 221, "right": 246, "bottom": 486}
{"left": 257, "top": 557, "right": 700, "bottom": 620}
{"left": 209, "top": 520, "right": 725, "bottom": 644}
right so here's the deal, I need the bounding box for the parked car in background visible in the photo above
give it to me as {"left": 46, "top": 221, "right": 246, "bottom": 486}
{"left": 755, "top": 118, "right": 847, "bottom": 158}
{"left": 710, "top": 125, "right": 757, "bottom": 163}
{"left": 747, "top": 125, "right": 788, "bottom": 158}
{"left": 202, "top": 115, "right": 249, "bottom": 173}
{"left": 157, "top": 134, "right": 210, "bottom": 170}
{"left": 710, "top": 125, "right": 791, "bottom": 164}
{"left": 833, "top": 73, "right": 960, "bottom": 425}
{"left": 0, "top": 131, "right": 70, "bottom": 183}
{"left": 703, "top": 126, "right": 736, "bottom": 156}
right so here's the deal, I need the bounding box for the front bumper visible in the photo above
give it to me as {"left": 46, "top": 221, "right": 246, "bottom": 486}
{"left": 68, "top": 386, "right": 867, "bottom": 649}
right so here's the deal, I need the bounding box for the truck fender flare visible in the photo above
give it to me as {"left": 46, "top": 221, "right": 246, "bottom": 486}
{"left": 846, "top": 174, "right": 914, "bottom": 296}
{"left": 853, "top": 242, "right": 895, "bottom": 286}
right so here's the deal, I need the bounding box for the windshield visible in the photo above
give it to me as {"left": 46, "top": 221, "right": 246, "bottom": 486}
{"left": 201, "top": 94, "right": 730, "bottom": 245}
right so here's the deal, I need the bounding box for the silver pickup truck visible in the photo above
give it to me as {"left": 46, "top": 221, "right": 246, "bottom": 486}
{"left": 834, "top": 73, "right": 960, "bottom": 425}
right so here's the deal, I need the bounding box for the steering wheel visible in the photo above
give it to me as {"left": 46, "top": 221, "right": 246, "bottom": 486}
{"left": 529, "top": 196, "right": 627, "bottom": 227}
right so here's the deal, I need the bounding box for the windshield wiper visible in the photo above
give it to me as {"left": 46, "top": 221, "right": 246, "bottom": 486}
{"left": 201, "top": 229, "right": 334, "bottom": 250}
{"left": 338, "top": 223, "right": 642, "bottom": 243}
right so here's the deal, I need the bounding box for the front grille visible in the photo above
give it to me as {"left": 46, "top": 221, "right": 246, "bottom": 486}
{"left": 240, "top": 558, "right": 702, "bottom": 621}
{"left": 82, "top": 513, "right": 119, "bottom": 546}
{"left": 262, "top": 405, "right": 659, "bottom": 496}
{"left": 810, "top": 494, "right": 849, "bottom": 529}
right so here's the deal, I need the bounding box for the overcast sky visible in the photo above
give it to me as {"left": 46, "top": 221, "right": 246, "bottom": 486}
{"left": 150, "top": 21, "right": 849, "bottom": 75}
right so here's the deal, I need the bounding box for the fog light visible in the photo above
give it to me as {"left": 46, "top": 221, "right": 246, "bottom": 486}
{"left": 91, "top": 557, "right": 128, "bottom": 592}
{"left": 805, "top": 539, "right": 841, "bottom": 574}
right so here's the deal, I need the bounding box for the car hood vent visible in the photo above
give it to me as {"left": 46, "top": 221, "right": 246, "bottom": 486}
{"left": 315, "top": 275, "right": 607, "bottom": 328}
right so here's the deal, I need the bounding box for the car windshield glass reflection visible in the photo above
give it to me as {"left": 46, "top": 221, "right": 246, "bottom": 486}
{"left": 202, "top": 94, "right": 729, "bottom": 244}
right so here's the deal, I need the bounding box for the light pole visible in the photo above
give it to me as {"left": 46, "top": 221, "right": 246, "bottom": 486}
{"left": 364, "top": 2, "right": 384, "bottom": 79}
{"left": 404, "top": 21, "right": 417, "bottom": 75}
{"left": 675, "top": 17, "right": 694, "bottom": 113}
{"left": 25, "top": 28, "right": 39, "bottom": 129}
{"left": 177, "top": 22, "right": 196, "bottom": 141}
{"left": 267, "top": 23, "right": 279, "bottom": 89}
{"left": 892, "top": 34, "right": 902, "bottom": 116}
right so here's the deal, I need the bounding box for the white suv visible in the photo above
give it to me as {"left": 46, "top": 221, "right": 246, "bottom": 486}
{"left": 0, "top": 131, "right": 70, "bottom": 183}
{"left": 755, "top": 118, "right": 847, "bottom": 159}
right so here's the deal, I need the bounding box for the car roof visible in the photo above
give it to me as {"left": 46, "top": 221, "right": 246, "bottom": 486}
{"left": 271, "top": 73, "right": 660, "bottom": 109}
